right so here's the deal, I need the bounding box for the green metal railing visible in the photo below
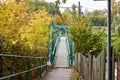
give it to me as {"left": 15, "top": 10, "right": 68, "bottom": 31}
{"left": 49, "top": 21, "right": 68, "bottom": 64}
{"left": 0, "top": 54, "right": 48, "bottom": 80}
{"left": 49, "top": 21, "right": 74, "bottom": 66}
{"left": 66, "top": 35, "right": 74, "bottom": 66}
{"left": 51, "top": 32, "right": 61, "bottom": 64}
{"left": 66, "top": 36, "right": 70, "bottom": 66}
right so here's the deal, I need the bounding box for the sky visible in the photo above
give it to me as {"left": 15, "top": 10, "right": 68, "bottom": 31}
{"left": 45, "top": 0, "right": 107, "bottom": 12}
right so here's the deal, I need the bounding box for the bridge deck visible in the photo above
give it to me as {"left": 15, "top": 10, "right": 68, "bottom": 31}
{"left": 41, "top": 37, "right": 73, "bottom": 80}
{"left": 54, "top": 37, "right": 69, "bottom": 67}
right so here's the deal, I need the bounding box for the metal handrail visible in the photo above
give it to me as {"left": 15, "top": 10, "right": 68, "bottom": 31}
{"left": 0, "top": 54, "right": 47, "bottom": 59}
{"left": 51, "top": 33, "right": 61, "bottom": 63}
{"left": 66, "top": 35, "right": 74, "bottom": 66}
{"left": 0, "top": 64, "right": 47, "bottom": 80}
{"left": 66, "top": 36, "right": 71, "bottom": 66}
{"left": 0, "top": 54, "right": 48, "bottom": 80}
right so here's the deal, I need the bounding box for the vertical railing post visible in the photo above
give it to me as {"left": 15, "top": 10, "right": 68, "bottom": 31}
{"left": 0, "top": 53, "right": 3, "bottom": 77}
{"left": 49, "top": 21, "right": 54, "bottom": 64}
{"left": 26, "top": 58, "right": 30, "bottom": 80}
{"left": 46, "top": 58, "right": 48, "bottom": 72}
{"left": 66, "top": 36, "right": 71, "bottom": 66}
{"left": 51, "top": 33, "right": 61, "bottom": 65}
{"left": 89, "top": 50, "right": 93, "bottom": 80}
{"left": 72, "top": 41, "right": 74, "bottom": 66}
{"left": 74, "top": 54, "right": 76, "bottom": 69}
{"left": 0, "top": 43, "right": 3, "bottom": 77}
{"left": 49, "top": 33, "right": 53, "bottom": 63}
{"left": 40, "top": 61, "right": 43, "bottom": 77}
{"left": 76, "top": 54, "right": 78, "bottom": 71}
{"left": 39, "top": 58, "right": 42, "bottom": 78}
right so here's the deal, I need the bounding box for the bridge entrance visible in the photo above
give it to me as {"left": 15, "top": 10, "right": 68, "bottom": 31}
{"left": 48, "top": 21, "right": 74, "bottom": 66}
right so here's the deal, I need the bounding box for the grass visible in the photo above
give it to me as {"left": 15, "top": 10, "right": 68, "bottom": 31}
{"left": 74, "top": 73, "right": 80, "bottom": 80}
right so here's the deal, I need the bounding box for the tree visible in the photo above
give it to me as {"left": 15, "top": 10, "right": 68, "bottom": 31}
{"left": 103, "top": 8, "right": 107, "bottom": 15}
{"left": 111, "top": 0, "right": 120, "bottom": 33}
{"left": 118, "top": 1, "right": 120, "bottom": 14}
{"left": 86, "top": 9, "right": 103, "bottom": 16}
{"left": 29, "top": 0, "right": 48, "bottom": 11}
{"left": 89, "top": 16, "right": 107, "bottom": 26}
{"left": 72, "top": 4, "right": 77, "bottom": 22}
{"left": 54, "top": 14, "right": 63, "bottom": 25}
{"left": 111, "top": 0, "right": 117, "bottom": 16}
{"left": 19, "top": 8, "right": 51, "bottom": 55}
{"left": 86, "top": 11, "right": 93, "bottom": 16}
{"left": 0, "top": 1, "right": 29, "bottom": 54}
{"left": 49, "top": 2, "right": 56, "bottom": 15}
{"left": 69, "top": 17, "right": 105, "bottom": 56}
{"left": 62, "top": 12, "right": 72, "bottom": 25}
{"left": 111, "top": 0, "right": 118, "bottom": 33}
{"left": 118, "top": 25, "right": 120, "bottom": 36}
{"left": 29, "top": 0, "right": 61, "bottom": 16}
{"left": 54, "top": 12, "right": 72, "bottom": 25}
{"left": 92, "top": 9, "right": 103, "bottom": 16}
{"left": 63, "top": 8, "right": 72, "bottom": 14}
{"left": 0, "top": 1, "right": 51, "bottom": 79}
{"left": 55, "top": 0, "right": 66, "bottom": 7}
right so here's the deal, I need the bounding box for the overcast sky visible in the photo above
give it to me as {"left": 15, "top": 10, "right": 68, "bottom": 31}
{"left": 45, "top": 0, "right": 107, "bottom": 12}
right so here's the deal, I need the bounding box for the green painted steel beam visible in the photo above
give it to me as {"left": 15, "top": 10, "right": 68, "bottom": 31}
{"left": 49, "top": 21, "right": 70, "bottom": 64}
{"left": 52, "top": 29, "right": 60, "bottom": 35}
{"left": 72, "top": 41, "right": 74, "bottom": 66}
{"left": 50, "top": 21, "right": 55, "bottom": 28}
{"left": 51, "top": 33, "right": 61, "bottom": 64}
{"left": 54, "top": 26, "right": 69, "bottom": 29}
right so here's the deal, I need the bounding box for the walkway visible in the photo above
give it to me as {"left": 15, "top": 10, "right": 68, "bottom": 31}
{"left": 41, "top": 37, "right": 73, "bottom": 80}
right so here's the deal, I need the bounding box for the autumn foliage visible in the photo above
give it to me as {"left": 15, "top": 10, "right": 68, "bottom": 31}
{"left": 0, "top": 0, "right": 51, "bottom": 79}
